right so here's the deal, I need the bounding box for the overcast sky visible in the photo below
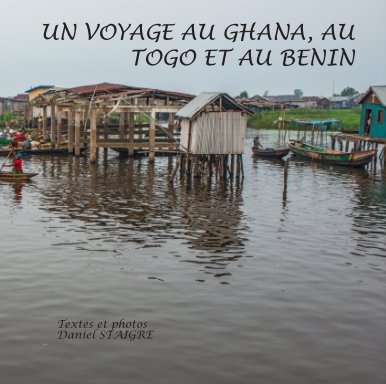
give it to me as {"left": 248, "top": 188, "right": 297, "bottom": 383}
{"left": 1, "top": 0, "right": 385, "bottom": 97}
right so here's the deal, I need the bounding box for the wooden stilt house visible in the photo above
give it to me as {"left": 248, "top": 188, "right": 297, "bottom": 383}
{"left": 177, "top": 92, "right": 251, "bottom": 154}
{"left": 175, "top": 92, "right": 252, "bottom": 180}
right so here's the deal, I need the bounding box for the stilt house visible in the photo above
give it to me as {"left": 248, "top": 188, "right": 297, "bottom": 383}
{"left": 359, "top": 86, "right": 386, "bottom": 139}
{"left": 176, "top": 92, "right": 252, "bottom": 154}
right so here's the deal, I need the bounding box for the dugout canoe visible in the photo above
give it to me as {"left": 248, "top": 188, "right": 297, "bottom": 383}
{"left": 252, "top": 146, "right": 290, "bottom": 159}
{"left": 0, "top": 172, "right": 39, "bottom": 181}
{"left": 0, "top": 147, "right": 84, "bottom": 156}
{"left": 288, "top": 139, "right": 376, "bottom": 167}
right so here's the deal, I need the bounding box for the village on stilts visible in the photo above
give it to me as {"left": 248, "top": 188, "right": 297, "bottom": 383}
{"left": 1, "top": 83, "right": 385, "bottom": 183}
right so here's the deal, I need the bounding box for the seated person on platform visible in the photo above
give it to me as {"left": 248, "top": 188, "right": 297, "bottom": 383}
{"left": 22, "top": 139, "right": 31, "bottom": 151}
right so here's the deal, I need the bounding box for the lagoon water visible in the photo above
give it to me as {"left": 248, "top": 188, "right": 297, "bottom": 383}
{"left": 0, "top": 129, "right": 385, "bottom": 384}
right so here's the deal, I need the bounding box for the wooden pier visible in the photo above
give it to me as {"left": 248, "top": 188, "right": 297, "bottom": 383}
{"left": 28, "top": 83, "right": 194, "bottom": 163}
{"left": 330, "top": 132, "right": 386, "bottom": 163}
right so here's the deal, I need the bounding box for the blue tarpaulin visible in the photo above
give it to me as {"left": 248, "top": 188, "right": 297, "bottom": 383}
{"left": 288, "top": 119, "right": 340, "bottom": 131}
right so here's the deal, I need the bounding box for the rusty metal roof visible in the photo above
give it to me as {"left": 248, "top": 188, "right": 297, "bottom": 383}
{"left": 63, "top": 83, "right": 194, "bottom": 100}
{"left": 67, "top": 82, "right": 142, "bottom": 96}
{"left": 25, "top": 85, "right": 55, "bottom": 93}
{"left": 359, "top": 85, "right": 386, "bottom": 107}
{"left": 12, "top": 94, "right": 29, "bottom": 101}
{"left": 176, "top": 92, "right": 252, "bottom": 119}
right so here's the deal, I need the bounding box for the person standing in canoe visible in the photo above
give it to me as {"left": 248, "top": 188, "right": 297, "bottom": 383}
{"left": 1, "top": 152, "right": 23, "bottom": 174}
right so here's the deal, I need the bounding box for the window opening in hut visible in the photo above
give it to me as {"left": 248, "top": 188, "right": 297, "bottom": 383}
{"left": 377, "top": 109, "right": 384, "bottom": 124}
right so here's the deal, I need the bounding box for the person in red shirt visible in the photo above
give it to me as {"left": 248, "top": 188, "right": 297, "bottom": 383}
{"left": 12, "top": 152, "right": 23, "bottom": 174}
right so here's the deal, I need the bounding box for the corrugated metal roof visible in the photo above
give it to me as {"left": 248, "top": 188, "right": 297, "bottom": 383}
{"left": 176, "top": 92, "right": 221, "bottom": 119}
{"left": 371, "top": 86, "right": 386, "bottom": 106}
{"left": 12, "top": 94, "right": 29, "bottom": 101}
{"left": 25, "top": 85, "right": 54, "bottom": 93}
{"left": 68, "top": 82, "right": 140, "bottom": 95}
{"left": 265, "top": 95, "right": 302, "bottom": 103}
{"left": 176, "top": 92, "right": 251, "bottom": 119}
{"left": 329, "top": 96, "right": 352, "bottom": 102}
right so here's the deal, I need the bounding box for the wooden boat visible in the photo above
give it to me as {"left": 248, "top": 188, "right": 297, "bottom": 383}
{"left": 0, "top": 172, "right": 38, "bottom": 181}
{"left": 0, "top": 147, "right": 84, "bottom": 156}
{"left": 288, "top": 139, "right": 376, "bottom": 167}
{"left": 252, "top": 146, "right": 290, "bottom": 159}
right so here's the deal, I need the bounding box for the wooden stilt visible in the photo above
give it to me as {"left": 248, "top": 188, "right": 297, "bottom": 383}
{"left": 67, "top": 110, "right": 74, "bottom": 154}
{"left": 119, "top": 112, "right": 125, "bottom": 140}
{"left": 230, "top": 154, "right": 235, "bottom": 179}
{"left": 187, "top": 155, "right": 192, "bottom": 177}
{"left": 128, "top": 112, "right": 135, "bottom": 156}
{"left": 240, "top": 155, "right": 244, "bottom": 181}
{"left": 89, "top": 108, "right": 97, "bottom": 163}
{"left": 149, "top": 109, "right": 156, "bottom": 162}
{"left": 138, "top": 113, "right": 143, "bottom": 147}
{"left": 283, "top": 158, "right": 289, "bottom": 207}
{"left": 42, "top": 106, "right": 47, "bottom": 141}
{"left": 194, "top": 156, "right": 201, "bottom": 178}
{"left": 169, "top": 156, "right": 180, "bottom": 183}
{"left": 50, "top": 102, "right": 56, "bottom": 144}
{"left": 168, "top": 113, "right": 175, "bottom": 150}
{"left": 236, "top": 155, "right": 240, "bottom": 179}
{"left": 57, "top": 108, "right": 62, "bottom": 146}
{"left": 74, "top": 111, "right": 81, "bottom": 157}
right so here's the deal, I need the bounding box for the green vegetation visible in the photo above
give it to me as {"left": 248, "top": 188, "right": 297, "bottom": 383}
{"left": 238, "top": 90, "right": 249, "bottom": 98}
{"left": 339, "top": 86, "right": 358, "bottom": 97}
{"left": 248, "top": 108, "right": 361, "bottom": 130}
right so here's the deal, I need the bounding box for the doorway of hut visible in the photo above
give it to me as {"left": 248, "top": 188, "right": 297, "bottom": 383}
{"left": 364, "top": 108, "right": 372, "bottom": 136}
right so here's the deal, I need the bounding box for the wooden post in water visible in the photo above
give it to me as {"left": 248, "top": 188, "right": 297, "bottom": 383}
{"left": 57, "top": 108, "right": 62, "bottom": 145}
{"left": 283, "top": 158, "right": 289, "bottom": 207}
{"left": 240, "top": 155, "right": 244, "bottom": 181}
{"left": 168, "top": 113, "right": 175, "bottom": 150}
{"left": 42, "top": 106, "right": 47, "bottom": 141}
{"left": 128, "top": 112, "right": 135, "bottom": 156}
{"left": 311, "top": 124, "right": 315, "bottom": 145}
{"left": 89, "top": 108, "right": 97, "bottom": 163}
{"left": 149, "top": 109, "right": 156, "bottom": 162}
{"left": 222, "top": 155, "right": 228, "bottom": 179}
{"left": 74, "top": 111, "right": 81, "bottom": 157}
{"left": 138, "top": 113, "right": 143, "bottom": 147}
{"left": 103, "top": 112, "right": 108, "bottom": 154}
{"left": 384, "top": 146, "right": 386, "bottom": 165}
{"left": 119, "top": 112, "right": 125, "bottom": 140}
{"left": 235, "top": 154, "right": 240, "bottom": 180}
{"left": 50, "top": 102, "right": 56, "bottom": 144}
{"left": 67, "top": 110, "right": 74, "bottom": 154}
{"left": 230, "top": 154, "right": 235, "bottom": 179}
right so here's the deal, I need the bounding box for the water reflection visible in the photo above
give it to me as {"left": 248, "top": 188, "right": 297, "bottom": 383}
{"left": 12, "top": 182, "right": 24, "bottom": 203}
{"left": 34, "top": 154, "right": 248, "bottom": 279}
{"left": 346, "top": 169, "right": 386, "bottom": 258}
